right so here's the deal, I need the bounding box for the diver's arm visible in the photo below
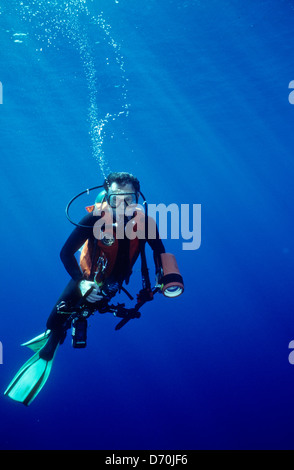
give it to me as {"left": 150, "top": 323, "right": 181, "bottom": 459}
{"left": 60, "top": 213, "right": 95, "bottom": 281}
{"left": 146, "top": 220, "right": 165, "bottom": 273}
{"left": 149, "top": 239, "right": 165, "bottom": 272}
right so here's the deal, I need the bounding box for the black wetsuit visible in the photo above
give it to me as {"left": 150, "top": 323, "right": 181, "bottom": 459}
{"left": 46, "top": 212, "right": 165, "bottom": 334}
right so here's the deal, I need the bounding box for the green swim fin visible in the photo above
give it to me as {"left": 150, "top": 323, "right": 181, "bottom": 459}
{"left": 4, "top": 331, "right": 59, "bottom": 406}
{"left": 21, "top": 330, "right": 51, "bottom": 352}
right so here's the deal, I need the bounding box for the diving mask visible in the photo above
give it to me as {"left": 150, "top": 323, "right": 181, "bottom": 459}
{"left": 107, "top": 192, "right": 138, "bottom": 208}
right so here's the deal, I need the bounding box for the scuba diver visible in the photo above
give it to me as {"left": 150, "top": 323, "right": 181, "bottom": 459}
{"left": 4, "top": 172, "right": 184, "bottom": 405}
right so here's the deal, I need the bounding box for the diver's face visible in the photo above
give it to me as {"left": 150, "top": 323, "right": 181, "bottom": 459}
{"left": 107, "top": 182, "right": 138, "bottom": 211}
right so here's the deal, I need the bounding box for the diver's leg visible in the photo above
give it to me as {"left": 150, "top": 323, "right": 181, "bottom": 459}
{"left": 46, "top": 279, "right": 81, "bottom": 331}
{"left": 40, "top": 279, "right": 82, "bottom": 360}
{"left": 4, "top": 280, "right": 83, "bottom": 404}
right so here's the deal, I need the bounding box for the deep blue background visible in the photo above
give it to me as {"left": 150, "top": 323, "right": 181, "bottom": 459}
{"left": 1, "top": 0, "right": 294, "bottom": 450}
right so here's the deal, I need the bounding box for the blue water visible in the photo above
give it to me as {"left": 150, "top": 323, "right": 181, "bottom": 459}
{"left": 1, "top": 0, "right": 294, "bottom": 450}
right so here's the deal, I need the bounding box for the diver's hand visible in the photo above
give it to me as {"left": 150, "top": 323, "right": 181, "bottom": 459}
{"left": 86, "top": 287, "right": 104, "bottom": 303}
{"left": 155, "top": 269, "right": 163, "bottom": 289}
{"left": 79, "top": 280, "right": 104, "bottom": 303}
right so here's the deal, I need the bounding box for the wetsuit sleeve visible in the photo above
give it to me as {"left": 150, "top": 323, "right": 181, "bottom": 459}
{"left": 60, "top": 213, "right": 96, "bottom": 281}
{"left": 146, "top": 218, "right": 165, "bottom": 272}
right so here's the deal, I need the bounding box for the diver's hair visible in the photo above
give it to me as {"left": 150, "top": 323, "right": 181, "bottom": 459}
{"left": 104, "top": 172, "right": 140, "bottom": 193}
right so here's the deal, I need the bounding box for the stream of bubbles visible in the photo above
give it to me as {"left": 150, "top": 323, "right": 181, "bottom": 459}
{"left": 13, "top": 0, "right": 129, "bottom": 180}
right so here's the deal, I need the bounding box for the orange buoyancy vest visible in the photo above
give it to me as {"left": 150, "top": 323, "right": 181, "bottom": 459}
{"left": 79, "top": 202, "right": 148, "bottom": 282}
